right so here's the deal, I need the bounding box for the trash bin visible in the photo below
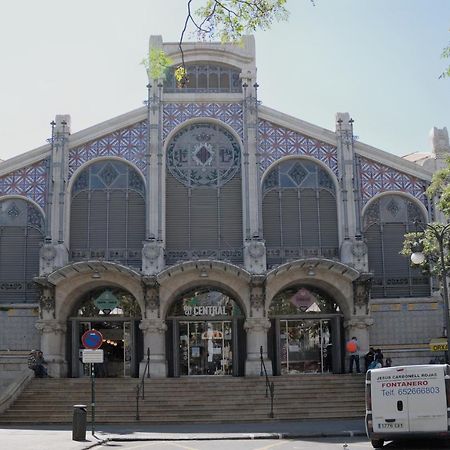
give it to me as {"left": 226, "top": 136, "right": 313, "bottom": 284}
{"left": 72, "top": 404, "right": 87, "bottom": 441}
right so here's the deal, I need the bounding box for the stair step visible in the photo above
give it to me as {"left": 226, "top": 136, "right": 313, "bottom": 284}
{"left": 0, "top": 375, "right": 366, "bottom": 424}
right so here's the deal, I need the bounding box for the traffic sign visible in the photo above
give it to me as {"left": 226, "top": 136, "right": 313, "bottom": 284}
{"left": 82, "top": 349, "right": 104, "bottom": 363}
{"left": 81, "top": 329, "right": 103, "bottom": 350}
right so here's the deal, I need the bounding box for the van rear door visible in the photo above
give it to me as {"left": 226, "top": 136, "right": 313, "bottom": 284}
{"left": 406, "top": 364, "right": 447, "bottom": 433}
{"left": 371, "top": 367, "right": 409, "bottom": 434}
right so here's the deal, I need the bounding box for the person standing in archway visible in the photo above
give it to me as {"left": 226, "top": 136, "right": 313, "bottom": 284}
{"left": 347, "top": 337, "right": 360, "bottom": 374}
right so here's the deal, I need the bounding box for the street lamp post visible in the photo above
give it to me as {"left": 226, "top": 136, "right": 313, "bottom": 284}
{"left": 411, "top": 222, "right": 450, "bottom": 364}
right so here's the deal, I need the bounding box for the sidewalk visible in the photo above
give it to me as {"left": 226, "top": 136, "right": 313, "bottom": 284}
{"left": 0, "top": 419, "right": 366, "bottom": 449}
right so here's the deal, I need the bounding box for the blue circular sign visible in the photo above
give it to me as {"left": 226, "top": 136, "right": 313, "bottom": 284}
{"left": 81, "top": 329, "right": 103, "bottom": 350}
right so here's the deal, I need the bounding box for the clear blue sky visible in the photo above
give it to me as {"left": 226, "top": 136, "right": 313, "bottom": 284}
{"left": 0, "top": 0, "right": 448, "bottom": 161}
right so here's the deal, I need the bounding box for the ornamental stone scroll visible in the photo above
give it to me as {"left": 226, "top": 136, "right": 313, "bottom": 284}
{"left": 35, "top": 278, "right": 56, "bottom": 319}
{"left": 352, "top": 274, "right": 372, "bottom": 315}
{"left": 35, "top": 319, "right": 67, "bottom": 335}
{"left": 139, "top": 319, "right": 167, "bottom": 335}
{"left": 244, "top": 317, "right": 271, "bottom": 333}
{"left": 142, "top": 276, "right": 160, "bottom": 318}
{"left": 249, "top": 274, "right": 266, "bottom": 317}
{"left": 142, "top": 240, "right": 164, "bottom": 275}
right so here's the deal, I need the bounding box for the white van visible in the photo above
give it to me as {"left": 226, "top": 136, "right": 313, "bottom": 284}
{"left": 365, "top": 364, "right": 450, "bottom": 448}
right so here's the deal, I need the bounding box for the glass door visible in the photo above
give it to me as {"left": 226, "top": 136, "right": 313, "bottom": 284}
{"left": 280, "top": 319, "right": 331, "bottom": 374}
{"left": 76, "top": 320, "right": 131, "bottom": 377}
{"left": 179, "top": 321, "right": 233, "bottom": 375}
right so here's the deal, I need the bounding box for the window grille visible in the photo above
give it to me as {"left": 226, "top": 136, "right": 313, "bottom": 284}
{"left": 165, "top": 123, "right": 243, "bottom": 265}
{"left": 363, "top": 194, "right": 429, "bottom": 298}
{"left": 262, "top": 160, "right": 339, "bottom": 266}
{"left": 0, "top": 199, "right": 44, "bottom": 304}
{"left": 163, "top": 64, "right": 242, "bottom": 93}
{"left": 70, "top": 160, "right": 145, "bottom": 268}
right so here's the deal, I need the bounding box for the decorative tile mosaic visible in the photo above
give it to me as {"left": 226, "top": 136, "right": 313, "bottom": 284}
{"left": 0, "top": 160, "right": 48, "bottom": 208}
{"left": 358, "top": 156, "right": 428, "bottom": 208}
{"left": 163, "top": 103, "right": 244, "bottom": 141}
{"left": 69, "top": 121, "right": 148, "bottom": 178}
{"left": 258, "top": 120, "right": 339, "bottom": 175}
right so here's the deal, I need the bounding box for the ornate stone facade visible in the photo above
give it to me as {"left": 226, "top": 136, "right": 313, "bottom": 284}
{"left": 0, "top": 35, "right": 446, "bottom": 376}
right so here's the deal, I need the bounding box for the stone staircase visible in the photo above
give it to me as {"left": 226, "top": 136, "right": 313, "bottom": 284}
{"left": 0, "top": 375, "right": 365, "bottom": 424}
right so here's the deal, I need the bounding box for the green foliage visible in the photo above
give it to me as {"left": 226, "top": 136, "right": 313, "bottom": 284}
{"left": 141, "top": 48, "right": 173, "bottom": 80}
{"left": 174, "top": 65, "right": 187, "bottom": 84}
{"left": 195, "top": 0, "right": 290, "bottom": 43}
{"left": 402, "top": 225, "right": 450, "bottom": 280}
{"left": 440, "top": 40, "right": 450, "bottom": 79}
{"left": 427, "top": 156, "right": 450, "bottom": 216}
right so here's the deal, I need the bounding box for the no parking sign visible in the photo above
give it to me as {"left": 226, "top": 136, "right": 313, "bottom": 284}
{"left": 81, "top": 329, "right": 103, "bottom": 350}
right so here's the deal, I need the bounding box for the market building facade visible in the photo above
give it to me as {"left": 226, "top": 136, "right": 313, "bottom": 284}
{"left": 0, "top": 36, "right": 449, "bottom": 378}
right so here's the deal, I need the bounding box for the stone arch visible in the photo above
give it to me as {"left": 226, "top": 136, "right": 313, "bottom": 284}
{"left": 261, "top": 155, "right": 340, "bottom": 195}
{"left": 157, "top": 260, "right": 252, "bottom": 319}
{"left": 0, "top": 194, "right": 46, "bottom": 220}
{"left": 47, "top": 261, "right": 145, "bottom": 322}
{"left": 265, "top": 259, "right": 361, "bottom": 320}
{"left": 362, "top": 190, "right": 429, "bottom": 221}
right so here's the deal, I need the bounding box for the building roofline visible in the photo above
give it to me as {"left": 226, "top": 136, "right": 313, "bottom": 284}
{"left": 259, "top": 104, "right": 434, "bottom": 181}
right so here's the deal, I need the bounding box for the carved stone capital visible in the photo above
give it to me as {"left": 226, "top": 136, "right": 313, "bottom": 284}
{"left": 35, "top": 320, "right": 66, "bottom": 335}
{"left": 249, "top": 274, "right": 266, "bottom": 316}
{"left": 352, "top": 274, "right": 372, "bottom": 314}
{"left": 142, "top": 276, "right": 160, "bottom": 316}
{"left": 36, "top": 281, "right": 56, "bottom": 319}
{"left": 139, "top": 319, "right": 167, "bottom": 334}
{"left": 343, "top": 316, "right": 374, "bottom": 330}
{"left": 244, "top": 318, "right": 271, "bottom": 333}
{"left": 39, "top": 294, "right": 55, "bottom": 318}
{"left": 250, "top": 293, "right": 264, "bottom": 313}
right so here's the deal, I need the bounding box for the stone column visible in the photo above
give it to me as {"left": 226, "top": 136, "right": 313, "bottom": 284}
{"left": 245, "top": 274, "right": 270, "bottom": 375}
{"left": 244, "top": 318, "right": 271, "bottom": 376}
{"left": 141, "top": 36, "right": 165, "bottom": 275}
{"left": 241, "top": 55, "right": 267, "bottom": 274}
{"left": 139, "top": 319, "right": 167, "bottom": 377}
{"left": 343, "top": 274, "right": 374, "bottom": 370}
{"left": 140, "top": 275, "right": 166, "bottom": 376}
{"left": 35, "top": 319, "right": 67, "bottom": 377}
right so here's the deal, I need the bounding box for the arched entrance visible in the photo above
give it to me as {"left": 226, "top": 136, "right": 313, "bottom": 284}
{"left": 166, "top": 287, "right": 246, "bottom": 377}
{"left": 68, "top": 286, "right": 143, "bottom": 378}
{"left": 268, "top": 285, "right": 344, "bottom": 375}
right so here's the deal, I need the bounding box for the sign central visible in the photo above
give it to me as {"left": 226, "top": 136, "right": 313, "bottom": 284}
{"left": 183, "top": 305, "right": 227, "bottom": 316}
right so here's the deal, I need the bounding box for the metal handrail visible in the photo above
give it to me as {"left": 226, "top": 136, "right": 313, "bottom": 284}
{"left": 260, "top": 345, "right": 274, "bottom": 418}
{"left": 135, "top": 347, "right": 151, "bottom": 421}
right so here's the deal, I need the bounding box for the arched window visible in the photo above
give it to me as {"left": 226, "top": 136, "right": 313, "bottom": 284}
{"left": 363, "top": 194, "right": 429, "bottom": 298}
{"left": 165, "top": 123, "right": 243, "bottom": 265}
{"left": 262, "top": 159, "right": 339, "bottom": 266}
{"left": 70, "top": 160, "right": 145, "bottom": 267}
{"left": 0, "top": 198, "right": 44, "bottom": 303}
{"left": 164, "top": 64, "right": 242, "bottom": 93}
